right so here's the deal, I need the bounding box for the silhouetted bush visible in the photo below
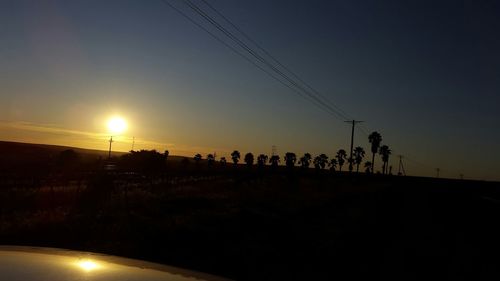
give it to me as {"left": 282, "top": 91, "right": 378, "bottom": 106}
{"left": 119, "top": 150, "right": 166, "bottom": 173}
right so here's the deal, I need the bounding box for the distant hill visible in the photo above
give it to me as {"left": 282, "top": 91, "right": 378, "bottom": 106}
{"left": 0, "top": 140, "right": 123, "bottom": 158}
{"left": 0, "top": 141, "right": 187, "bottom": 169}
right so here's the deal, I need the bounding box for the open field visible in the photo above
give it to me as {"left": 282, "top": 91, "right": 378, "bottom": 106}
{"left": 1, "top": 141, "right": 499, "bottom": 280}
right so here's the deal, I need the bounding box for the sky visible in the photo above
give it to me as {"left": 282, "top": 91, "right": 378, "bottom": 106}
{"left": 0, "top": 0, "right": 499, "bottom": 181}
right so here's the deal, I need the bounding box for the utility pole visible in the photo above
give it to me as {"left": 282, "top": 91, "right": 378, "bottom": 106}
{"left": 436, "top": 168, "right": 440, "bottom": 178}
{"left": 344, "top": 120, "right": 363, "bottom": 172}
{"left": 108, "top": 136, "right": 113, "bottom": 159}
{"left": 397, "top": 155, "right": 406, "bottom": 176}
{"left": 131, "top": 136, "right": 135, "bottom": 152}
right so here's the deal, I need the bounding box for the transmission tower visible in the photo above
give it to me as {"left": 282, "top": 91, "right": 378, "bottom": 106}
{"left": 397, "top": 155, "right": 406, "bottom": 176}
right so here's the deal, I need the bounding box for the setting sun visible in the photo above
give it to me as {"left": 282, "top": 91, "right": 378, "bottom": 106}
{"left": 107, "top": 117, "right": 127, "bottom": 134}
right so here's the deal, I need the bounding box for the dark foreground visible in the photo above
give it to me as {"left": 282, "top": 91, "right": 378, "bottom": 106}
{"left": 1, "top": 142, "right": 499, "bottom": 280}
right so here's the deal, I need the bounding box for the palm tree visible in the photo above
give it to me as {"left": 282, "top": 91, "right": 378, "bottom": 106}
{"left": 336, "top": 149, "right": 347, "bottom": 172}
{"left": 257, "top": 154, "right": 268, "bottom": 169}
{"left": 244, "top": 152, "right": 254, "bottom": 167}
{"left": 231, "top": 150, "right": 240, "bottom": 166}
{"left": 220, "top": 157, "right": 227, "bottom": 166}
{"left": 353, "top": 146, "right": 365, "bottom": 173}
{"left": 194, "top": 153, "right": 202, "bottom": 165}
{"left": 269, "top": 155, "right": 280, "bottom": 168}
{"left": 364, "top": 161, "right": 372, "bottom": 173}
{"left": 368, "top": 131, "right": 382, "bottom": 173}
{"left": 329, "top": 158, "right": 338, "bottom": 172}
{"left": 284, "top": 152, "right": 297, "bottom": 169}
{"left": 298, "top": 156, "right": 306, "bottom": 168}
{"left": 207, "top": 153, "right": 215, "bottom": 167}
{"left": 298, "top": 153, "right": 312, "bottom": 169}
{"left": 313, "top": 154, "right": 328, "bottom": 170}
{"left": 379, "top": 145, "right": 392, "bottom": 174}
{"left": 320, "top": 154, "right": 329, "bottom": 169}
{"left": 313, "top": 156, "right": 321, "bottom": 170}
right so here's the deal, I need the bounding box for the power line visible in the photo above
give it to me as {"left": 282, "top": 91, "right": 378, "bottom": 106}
{"left": 165, "top": 0, "right": 381, "bottom": 169}
{"left": 177, "top": 0, "right": 350, "bottom": 121}
{"left": 182, "top": 0, "right": 348, "bottom": 120}
{"left": 198, "top": 0, "right": 354, "bottom": 121}
{"left": 158, "top": 0, "right": 335, "bottom": 115}
{"left": 158, "top": 0, "right": 456, "bottom": 179}
{"left": 357, "top": 124, "right": 370, "bottom": 137}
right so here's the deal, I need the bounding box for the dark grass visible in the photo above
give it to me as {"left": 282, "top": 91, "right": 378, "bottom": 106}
{"left": 1, "top": 141, "right": 500, "bottom": 280}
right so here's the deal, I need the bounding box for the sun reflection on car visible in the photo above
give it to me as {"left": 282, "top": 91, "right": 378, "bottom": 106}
{"left": 0, "top": 247, "right": 230, "bottom": 281}
{"left": 76, "top": 260, "right": 100, "bottom": 272}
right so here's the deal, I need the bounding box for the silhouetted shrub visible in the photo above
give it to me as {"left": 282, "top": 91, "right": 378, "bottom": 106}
{"left": 119, "top": 150, "right": 166, "bottom": 173}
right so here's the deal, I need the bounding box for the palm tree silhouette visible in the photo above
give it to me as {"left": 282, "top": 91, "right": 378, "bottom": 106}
{"left": 364, "top": 161, "right": 372, "bottom": 173}
{"left": 284, "top": 152, "right": 297, "bottom": 169}
{"left": 336, "top": 149, "right": 347, "bottom": 172}
{"left": 194, "top": 153, "right": 202, "bottom": 165}
{"left": 329, "top": 158, "right": 338, "bottom": 172}
{"left": 313, "top": 156, "right": 321, "bottom": 170}
{"left": 353, "top": 146, "right": 365, "bottom": 173}
{"left": 207, "top": 154, "right": 215, "bottom": 167}
{"left": 257, "top": 154, "right": 268, "bottom": 168}
{"left": 244, "top": 152, "right": 254, "bottom": 167}
{"left": 220, "top": 157, "right": 227, "bottom": 166}
{"left": 231, "top": 150, "right": 240, "bottom": 166}
{"left": 320, "top": 154, "right": 329, "bottom": 169}
{"left": 368, "top": 131, "right": 382, "bottom": 173}
{"left": 269, "top": 155, "right": 280, "bottom": 168}
{"left": 313, "top": 154, "right": 328, "bottom": 170}
{"left": 298, "top": 153, "right": 312, "bottom": 169}
{"left": 379, "top": 145, "right": 392, "bottom": 174}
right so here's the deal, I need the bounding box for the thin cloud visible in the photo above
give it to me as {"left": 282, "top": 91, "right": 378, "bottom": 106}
{"left": 0, "top": 120, "right": 231, "bottom": 157}
{"left": 1, "top": 120, "right": 107, "bottom": 139}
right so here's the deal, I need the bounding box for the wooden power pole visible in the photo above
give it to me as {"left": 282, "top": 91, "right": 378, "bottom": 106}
{"left": 344, "top": 120, "right": 363, "bottom": 172}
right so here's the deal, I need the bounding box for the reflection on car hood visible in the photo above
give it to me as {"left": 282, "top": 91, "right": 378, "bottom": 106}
{"left": 0, "top": 246, "right": 231, "bottom": 281}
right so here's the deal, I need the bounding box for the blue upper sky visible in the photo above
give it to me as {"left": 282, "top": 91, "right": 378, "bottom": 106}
{"left": 0, "top": 0, "right": 499, "bottom": 180}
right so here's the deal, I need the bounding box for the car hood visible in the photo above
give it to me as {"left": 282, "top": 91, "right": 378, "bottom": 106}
{"left": 0, "top": 246, "right": 231, "bottom": 281}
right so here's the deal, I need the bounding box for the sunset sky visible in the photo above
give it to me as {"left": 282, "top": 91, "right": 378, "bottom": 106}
{"left": 1, "top": 0, "right": 499, "bottom": 180}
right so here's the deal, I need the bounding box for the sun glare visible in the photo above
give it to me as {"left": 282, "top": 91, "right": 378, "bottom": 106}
{"left": 77, "top": 260, "right": 100, "bottom": 272}
{"left": 107, "top": 116, "right": 127, "bottom": 134}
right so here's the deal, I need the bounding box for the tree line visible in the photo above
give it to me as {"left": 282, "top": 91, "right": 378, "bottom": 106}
{"left": 192, "top": 131, "right": 393, "bottom": 175}
{"left": 49, "top": 131, "right": 392, "bottom": 176}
